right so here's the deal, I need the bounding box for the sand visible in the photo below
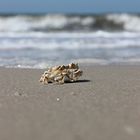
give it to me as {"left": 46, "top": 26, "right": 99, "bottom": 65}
{"left": 0, "top": 66, "right": 140, "bottom": 140}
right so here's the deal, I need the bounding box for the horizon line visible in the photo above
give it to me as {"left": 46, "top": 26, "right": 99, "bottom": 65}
{"left": 0, "top": 11, "right": 140, "bottom": 15}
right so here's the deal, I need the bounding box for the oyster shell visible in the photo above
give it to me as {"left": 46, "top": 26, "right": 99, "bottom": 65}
{"left": 39, "top": 63, "right": 83, "bottom": 84}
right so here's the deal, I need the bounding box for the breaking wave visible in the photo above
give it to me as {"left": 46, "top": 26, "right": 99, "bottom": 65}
{"left": 0, "top": 31, "right": 140, "bottom": 50}
{"left": 0, "top": 13, "right": 140, "bottom": 32}
{"left": 1, "top": 13, "right": 140, "bottom": 68}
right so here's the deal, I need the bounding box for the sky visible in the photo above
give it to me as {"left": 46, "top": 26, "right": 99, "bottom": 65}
{"left": 0, "top": 0, "right": 140, "bottom": 14}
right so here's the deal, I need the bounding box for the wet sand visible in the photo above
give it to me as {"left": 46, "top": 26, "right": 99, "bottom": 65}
{"left": 0, "top": 66, "right": 140, "bottom": 140}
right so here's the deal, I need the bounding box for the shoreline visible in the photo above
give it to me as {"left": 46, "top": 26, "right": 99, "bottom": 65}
{"left": 0, "top": 65, "right": 140, "bottom": 140}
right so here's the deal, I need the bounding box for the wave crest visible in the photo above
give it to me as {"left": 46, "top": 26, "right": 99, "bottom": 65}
{"left": 0, "top": 14, "right": 140, "bottom": 32}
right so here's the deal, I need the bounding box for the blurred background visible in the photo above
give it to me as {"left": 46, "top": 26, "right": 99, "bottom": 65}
{"left": 0, "top": 0, "right": 140, "bottom": 68}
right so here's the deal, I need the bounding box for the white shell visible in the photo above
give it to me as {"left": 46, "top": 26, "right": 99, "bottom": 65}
{"left": 39, "top": 63, "right": 83, "bottom": 84}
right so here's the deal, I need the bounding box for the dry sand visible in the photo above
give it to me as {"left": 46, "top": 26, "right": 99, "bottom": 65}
{"left": 0, "top": 66, "right": 140, "bottom": 140}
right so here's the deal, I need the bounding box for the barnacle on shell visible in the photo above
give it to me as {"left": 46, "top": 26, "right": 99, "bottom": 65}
{"left": 39, "top": 63, "right": 83, "bottom": 84}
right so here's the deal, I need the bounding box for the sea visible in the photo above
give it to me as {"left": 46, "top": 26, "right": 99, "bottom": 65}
{"left": 0, "top": 13, "right": 140, "bottom": 68}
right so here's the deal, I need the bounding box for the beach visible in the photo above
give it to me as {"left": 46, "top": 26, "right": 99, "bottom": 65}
{"left": 0, "top": 65, "right": 140, "bottom": 140}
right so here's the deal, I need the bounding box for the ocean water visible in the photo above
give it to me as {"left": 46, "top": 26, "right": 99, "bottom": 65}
{"left": 0, "top": 13, "right": 140, "bottom": 68}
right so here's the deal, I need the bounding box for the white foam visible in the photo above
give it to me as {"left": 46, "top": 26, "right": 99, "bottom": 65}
{"left": 0, "top": 16, "right": 31, "bottom": 32}
{"left": 0, "top": 15, "right": 67, "bottom": 32}
{"left": 0, "top": 30, "right": 140, "bottom": 38}
{"left": 107, "top": 14, "right": 140, "bottom": 31}
{"left": 1, "top": 14, "right": 140, "bottom": 33}
{"left": 0, "top": 14, "right": 95, "bottom": 32}
{"left": 0, "top": 31, "right": 140, "bottom": 50}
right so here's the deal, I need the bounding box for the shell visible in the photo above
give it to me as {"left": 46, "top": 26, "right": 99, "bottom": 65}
{"left": 39, "top": 63, "right": 83, "bottom": 84}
